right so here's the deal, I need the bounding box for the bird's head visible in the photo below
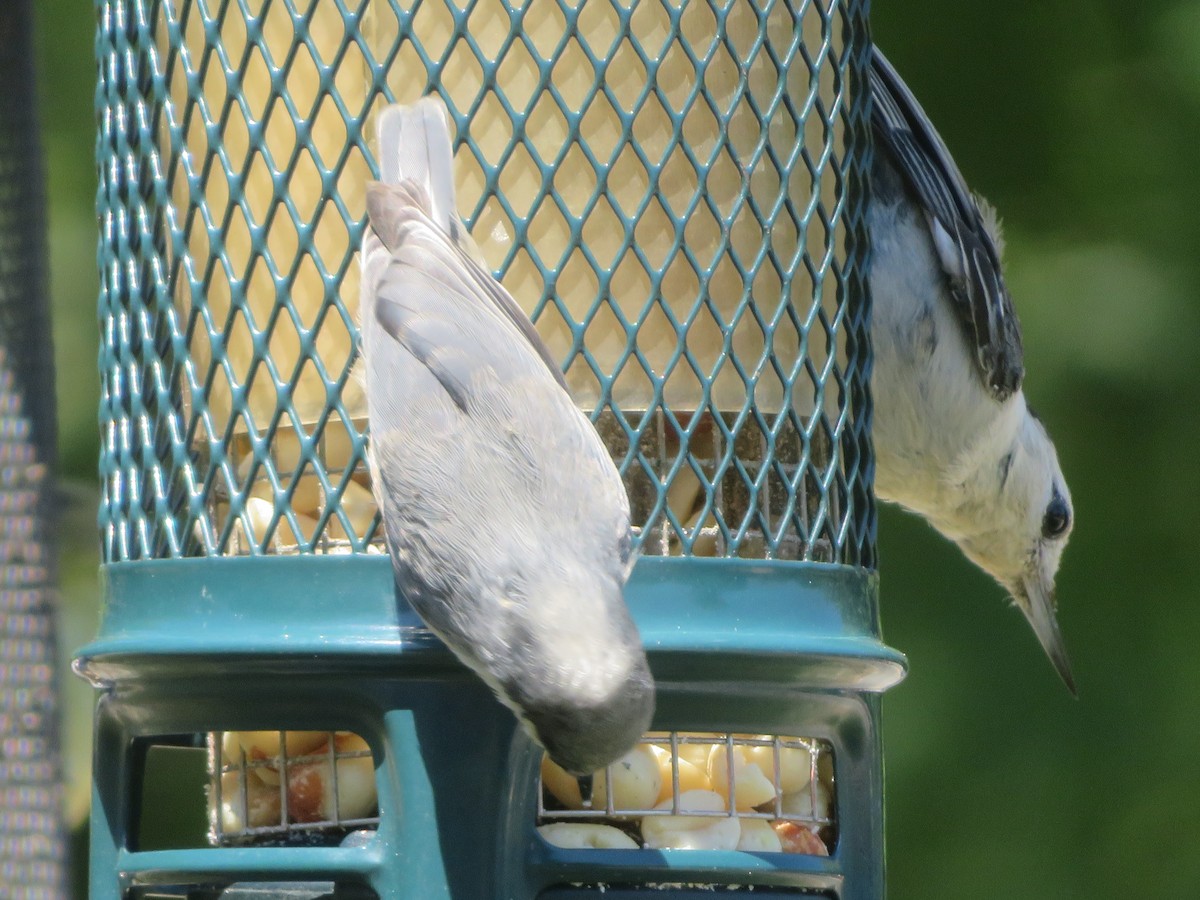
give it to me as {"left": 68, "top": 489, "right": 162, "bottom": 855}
{"left": 956, "top": 410, "right": 1076, "bottom": 694}
{"left": 517, "top": 669, "right": 656, "bottom": 776}
{"left": 501, "top": 567, "right": 655, "bottom": 775}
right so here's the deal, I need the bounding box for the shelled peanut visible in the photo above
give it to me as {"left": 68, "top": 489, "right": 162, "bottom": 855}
{"left": 211, "top": 730, "right": 377, "bottom": 837}
{"left": 223, "top": 425, "right": 379, "bottom": 552}
{"left": 538, "top": 732, "right": 833, "bottom": 855}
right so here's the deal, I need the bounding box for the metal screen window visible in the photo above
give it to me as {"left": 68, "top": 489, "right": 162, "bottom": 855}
{"left": 538, "top": 732, "right": 836, "bottom": 855}
{"left": 97, "top": 0, "right": 875, "bottom": 567}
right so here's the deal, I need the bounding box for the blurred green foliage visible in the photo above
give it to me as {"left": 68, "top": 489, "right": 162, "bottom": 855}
{"left": 874, "top": 1, "right": 1200, "bottom": 895}
{"left": 35, "top": 0, "right": 103, "bottom": 834}
{"left": 32, "top": 0, "right": 1200, "bottom": 896}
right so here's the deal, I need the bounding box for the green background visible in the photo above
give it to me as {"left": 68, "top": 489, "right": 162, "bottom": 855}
{"left": 35, "top": 1, "right": 1200, "bottom": 896}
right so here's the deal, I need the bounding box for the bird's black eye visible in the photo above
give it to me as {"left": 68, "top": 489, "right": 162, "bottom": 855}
{"left": 1042, "top": 491, "right": 1071, "bottom": 539}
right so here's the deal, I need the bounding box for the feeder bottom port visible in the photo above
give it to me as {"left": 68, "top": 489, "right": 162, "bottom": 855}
{"left": 538, "top": 732, "right": 835, "bottom": 855}
{"left": 205, "top": 729, "right": 834, "bottom": 855}
{"left": 210, "top": 731, "right": 379, "bottom": 845}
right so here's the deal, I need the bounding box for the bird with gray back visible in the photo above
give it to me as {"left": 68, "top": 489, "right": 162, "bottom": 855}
{"left": 868, "top": 48, "right": 1076, "bottom": 693}
{"left": 359, "top": 98, "right": 655, "bottom": 774}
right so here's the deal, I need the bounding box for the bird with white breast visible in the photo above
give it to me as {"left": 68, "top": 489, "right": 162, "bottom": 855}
{"left": 868, "top": 48, "right": 1076, "bottom": 693}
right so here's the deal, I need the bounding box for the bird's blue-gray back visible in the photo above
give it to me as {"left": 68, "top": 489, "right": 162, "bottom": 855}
{"left": 870, "top": 48, "right": 1024, "bottom": 401}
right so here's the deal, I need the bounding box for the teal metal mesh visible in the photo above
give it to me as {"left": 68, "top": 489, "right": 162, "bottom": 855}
{"left": 97, "top": 0, "right": 875, "bottom": 568}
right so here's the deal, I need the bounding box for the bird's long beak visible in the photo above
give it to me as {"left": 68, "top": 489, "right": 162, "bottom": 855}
{"left": 1017, "top": 575, "right": 1077, "bottom": 696}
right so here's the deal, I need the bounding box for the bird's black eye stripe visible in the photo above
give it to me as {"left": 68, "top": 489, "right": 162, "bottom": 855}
{"left": 1042, "top": 489, "right": 1071, "bottom": 539}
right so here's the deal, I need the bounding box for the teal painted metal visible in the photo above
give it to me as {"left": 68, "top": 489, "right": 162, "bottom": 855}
{"left": 78, "top": 557, "right": 901, "bottom": 899}
{"left": 88, "top": 0, "right": 901, "bottom": 897}
{"left": 79, "top": 557, "right": 904, "bottom": 688}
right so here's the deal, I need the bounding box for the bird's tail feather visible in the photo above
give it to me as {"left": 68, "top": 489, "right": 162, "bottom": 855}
{"left": 375, "top": 97, "right": 488, "bottom": 265}
{"left": 376, "top": 98, "right": 458, "bottom": 233}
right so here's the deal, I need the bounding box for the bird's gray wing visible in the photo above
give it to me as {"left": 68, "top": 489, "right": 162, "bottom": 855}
{"left": 440, "top": 231, "right": 570, "bottom": 393}
{"left": 366, "top": 180, "right": 568, "bottom": 394}
{"left": 366, "top": 181, "right": 566, "bottom": 408}
{"left": 870, "top": 47, "right": 1024, "bottom": 400}
{"left": 372, "top": 100, "right": 570, "bottom": 392}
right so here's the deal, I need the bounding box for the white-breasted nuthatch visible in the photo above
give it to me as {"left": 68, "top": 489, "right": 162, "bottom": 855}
{"left": 360, "top": 99, "right": 655, "bottom": 773}
{"left": 868, "top": 49, "right": 1076, "bottom": 693}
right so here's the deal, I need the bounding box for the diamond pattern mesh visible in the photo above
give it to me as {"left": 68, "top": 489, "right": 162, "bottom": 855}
{"left": 97, "top": 0, "right": 875, "bottom": 566}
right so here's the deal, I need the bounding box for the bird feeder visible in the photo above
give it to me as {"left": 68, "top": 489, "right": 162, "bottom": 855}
{"left": 78, "top": 1, "right": 905, "bottom": 898}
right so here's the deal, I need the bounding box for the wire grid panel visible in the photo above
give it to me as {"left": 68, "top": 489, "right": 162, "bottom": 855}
{"left": 96, "top": 0, "right": 875, "bottom": 565}
{"left": 209, "top": 730, "right": 379, "bottom": 845}
{"left": 538, "top": 732, "right": 836, "bottom": 855}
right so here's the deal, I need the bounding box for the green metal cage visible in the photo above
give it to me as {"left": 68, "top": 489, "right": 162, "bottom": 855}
{"left": 81, "top": 1, "right": 904, "bottom": 898}
{"left": 97, "top": 0, "right": 875, "bottom": 566}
